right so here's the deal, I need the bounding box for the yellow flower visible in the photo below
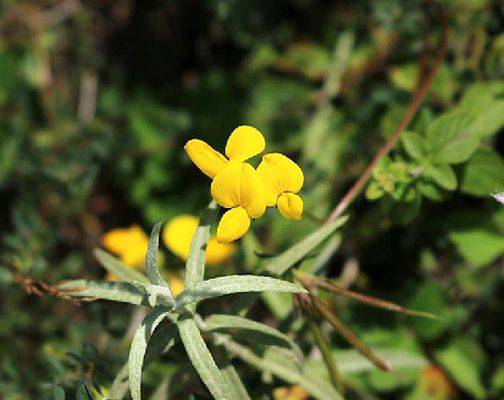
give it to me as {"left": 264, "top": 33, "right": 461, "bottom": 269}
{"left": 101, "top": 225, "right": 149, "bottom": 268}
{"left": 273, "top": 385, "right": 309, "bottom": 400}
{"left": 257, "top": 153, "right": 304, "bottom": 220}
{"left": 185, "top": 126, "right": 267, "bottom": 243}
{"left": 163, "top": 215, "right": 236, "bottom": 265}
{"left": 168, "top": 275, "right": 184, "bottom": 296}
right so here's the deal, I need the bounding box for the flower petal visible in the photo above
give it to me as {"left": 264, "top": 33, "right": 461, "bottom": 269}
{"left": 277, "top": 193, "right": 303, "bottom": 220}
{"left": 185, "top": 139, "right": 228, "bottom": 178}
{"left": 225, "top": 125, "right": 266, "bottom": 162}
{"left": 206, "top": 237, "right": 237, "bottom": 265}
{"left": 102, "top": 226, "right": 149, "bottom": 268}
{"left": 168, "top": 275, "right": 184, "bottom": 296}
{"left": 163, "top": 215, "right": 199, "bottom": 261}
{"left": 211, "top": 162, "right": 266, "bottom": 218}
{"left": 216, "top": 206, "right": 251, "bottom": 243}
{"left": 257, "top": 153, "right": 304, "bottom": 204}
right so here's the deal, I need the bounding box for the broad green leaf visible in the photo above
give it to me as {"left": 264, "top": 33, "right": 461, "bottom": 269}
{"left": 436, "top": 338, "right": 486, "bottom": 399}
{"left": 175, "top": 275, "right": 305, "bottom": 309}
{"left": 461, "top": 149, "right": 504, "bottom": 196}
{"left": 424, "top": 163, "right": 457, "bottom": 190}
{"left": 204, "top": 314, "right": 302, "bottom": 359}
{"left": 426, "top": 112, "right": 480, "bottom": 164}
{"left": 177, "top": 316, "right": 232, "bottom": 399}
{"left": 185, "top": 202, "right": 216, "bottom": 291}
{"left": 401, "top": 131, "right": 428, "bottom": 161}
{"left": 262, "top": 216, "right": 348, "bottom": 276}
{"left": 129, "top": 306, "right": 172, "bottom": 400}
{"left": 57, "top": 280, "right": 175, "bottom": 308}
{"left": 146, "top": 221, "right": 171, "bottom": 290}
{"left": 417, "top": 179, "right": 444, "bottom": 201}
{"left": 448, "top": 209, "right": 504, "bottom": 267}
{"left": 94, "top": 249, "right": 149, "bottom": 284}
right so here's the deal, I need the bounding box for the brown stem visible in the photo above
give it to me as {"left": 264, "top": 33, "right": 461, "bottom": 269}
{"left": 326, "top": 5, "right": 448, "bottom": 223}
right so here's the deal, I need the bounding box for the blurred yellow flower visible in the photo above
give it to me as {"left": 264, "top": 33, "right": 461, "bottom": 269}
{"left": 185, "top": 126, "right": 267, "bottom": 243}
{"left": 273, "top": 385, "right": 309, "bottom": 400}
{"left": 101, "top": 225, "right": 148, "bottom": 269}
{"left": 163, "top": 215, "right": 236, "bottom": 265}
{"left": 257, "top": 153, "right": 304, "bottom": 220}
{"left": 168, "top": 275, "right": 184, "bottom": 296}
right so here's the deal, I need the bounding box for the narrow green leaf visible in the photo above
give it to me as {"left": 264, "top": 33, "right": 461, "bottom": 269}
{"left": 57, "top": 280, "right": 174, "bottom": 308}
{"left": 262, "top": 216, "right": 348, "bottom": 276}
{"left": 177, "top": 316, "right": 232, "bottom": 399}
{"left": 204, "top": 314, "right": 302, "bottom": 359}
{"left": 94, "top": 249, "right": 149, "bottom": 284}
{"left": 185, "top": 202, "right": 216, "bottom": 292}
{"left": 146, "top": 221, "right": 171, "bottom": 290}
{"left": 129, "top": 306, "right": 172, "bottom": 400}
{"left": 175, "top": 275, "right": 305, "bottom": 309}
{"left": 50, "top": 384, "right": 65, "bottom": 400}
{"left": 219, "top": 335, "right": 342, "bottom": 400}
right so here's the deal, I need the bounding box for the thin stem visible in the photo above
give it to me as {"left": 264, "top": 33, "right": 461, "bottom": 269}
{"left": 306, "top": 311, "right": 344, "bottom": 394}
{"left": 310, "top": 295, "right": 390, "bottom": 371}
{"left": 326, "top": 5, "right": 448, "bottom": 223}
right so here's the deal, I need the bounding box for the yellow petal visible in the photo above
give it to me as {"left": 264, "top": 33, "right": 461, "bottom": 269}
{"left": 101, "top": 228, "right": 130, "bottom": 255}
{"left": 273, "top": 385, "right": 310, "bottom": 400}
{"left": 257, "top": 153, "right": 304, "bottom": 205}
{"left": 277, "top": 193, "right": 303, "bottom": 220}
{"left": 184, "top": 139, "right": 228, "bottom": 178}
{"left": 102, "top": 225, "right": 148, "bottom": 268}
{"left": 225, "top": 125, "right": 266, "bottom": 162}
{"left": 211, "top": 162, "right": 266, "bottom": 218}
{"left": 216, "top": 206, "right": 251, "bottom": 243}
{"left": 168, "top": 275, "right": 184, "bottom": 296}
{"left": 163, "top": 215, "right": 199, "bottom": 261}
{"left": 206, "top": 237, "right": 237, "bottom": 265}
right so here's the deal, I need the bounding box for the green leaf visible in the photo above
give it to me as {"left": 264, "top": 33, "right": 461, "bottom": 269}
{"left": 185, "top": 202, "right": 216, "bottom": 291}
{"left": 417, "top": 179, "right": 444, "bottom": 201}
{"left": 448, "top": 209, "right": 504, "bottom": 267}
{"left": 401, "top": 131, "right": 428, "bottom": 160}
{"left": 76, "top": 381, "right": 93, "bottom": 400}
{"left": 220, "top": 361, "right": 252, "bottom": 400}
{"left": 57, "top": 280, "right": 175, "bottom": 308}
{"left": 426, "top": 112, "right": 480, "bottom": 164}
{"left": 50, "top": 385, "right": 65, "bottom": 400}
{"left": 436, "top": 338, "right": 486, "bottom": 399}
{"left": 262, "top": 216, "right": 348, "bottom": 276}
{"left": 424, "top": 163, "right": 457, "bottom": 190}
{"left": 461, "top": 149, "right": 504, "bottom": 196}
{"left": 220, "top": 338, "right": 341, "bottom": 400}
{"left": 177, "top": 316, "right": 232, "bottom": 399}
{"left": 175, "top": 275, "right": 305, "bottom": 310}
{"left": 94, "top": 249, "right": 149, "bottom": 284}
{"left": 146, "top": 221, "right": 171, "bottom": 290}
{"left": 129, "top": 306, "right": 172, "bottom": 400}
{"left": 203, "top": 314, "right": 302, "bottom": 359}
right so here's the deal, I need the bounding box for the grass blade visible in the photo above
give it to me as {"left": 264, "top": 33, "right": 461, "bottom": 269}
{"left": 263, "top": 216, "right": 348, "bottom": 276}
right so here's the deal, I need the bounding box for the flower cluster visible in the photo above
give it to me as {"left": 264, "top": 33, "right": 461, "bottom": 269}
{"left": 185, "top": 125, "right": 304, "bottom": 243}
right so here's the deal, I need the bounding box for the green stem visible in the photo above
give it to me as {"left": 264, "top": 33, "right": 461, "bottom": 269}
{"left": 306, "top": 312, "right": 344, "bottom": 394}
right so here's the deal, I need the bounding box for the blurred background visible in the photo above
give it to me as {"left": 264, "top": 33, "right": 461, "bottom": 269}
{"left": 0, "top": 0, "right": 503, "bottom": 399}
